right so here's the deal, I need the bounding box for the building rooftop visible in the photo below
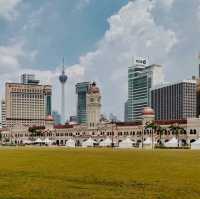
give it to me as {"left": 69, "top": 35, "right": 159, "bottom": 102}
{"left": 155, "top": 119, "right": 187, "bottom": 125}
{"left": 152, "top": 79, "right": 197, "bottom": 90}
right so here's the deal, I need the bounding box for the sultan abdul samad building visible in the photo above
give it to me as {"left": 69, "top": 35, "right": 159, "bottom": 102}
{"left": 1, "top": 82, "right": 200, "bottom": 147}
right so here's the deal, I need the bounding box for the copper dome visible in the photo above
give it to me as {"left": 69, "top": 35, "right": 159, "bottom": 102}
{"left": 89, "top": 82, "right": 100, "bottom": 94}
{"left": 45, "top": 115, "right": 54, "bottom": 121}
{"left": 142, "top": 107, "right": 155, "bottom": 115}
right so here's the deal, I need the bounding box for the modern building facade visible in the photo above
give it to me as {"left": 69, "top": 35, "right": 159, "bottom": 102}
{"left": 124, "top": 100, "right": 128, "bottom": 122}
{"left": 87, "top": 82, "right": 101, "bottom": 129}
{"left": 52, "top": 111, "right": 61, "bottom": 125}
{"left": 1, "top": 99, "right": 6, "bottom": 128}
{"left": 197, "top": 79, "right": 200, "bottom": 117}
{"left": 128, "top": 58, "right": 164, "bottom": 122}
{"left": 21, "top": 74, "right": 39, "bottom": 84}
{"left": 69, "top": 116, "right": 78, "bottom": 124}
{"left": 5, "top": 75, "right": 52, "bottom": 127}
{"left": 76, "top": 82, "right": 90, "bottom": 124}
{"left": 151, "top": 80, "right": 197, "bottom": 120}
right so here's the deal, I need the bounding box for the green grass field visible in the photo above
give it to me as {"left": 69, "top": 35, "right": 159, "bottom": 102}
{"left": 0, "top": 148, "right": 199, "bottom": 199}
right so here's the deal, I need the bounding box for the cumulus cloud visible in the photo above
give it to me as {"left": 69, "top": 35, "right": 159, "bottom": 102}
{"left": 0, "top": 40, "right": 85, "bottom": 120}
{"left": 0, "top": 42, "right": 25, "bottom": 74}
{"left": 2, "top": 0, "right": 200, "bottom": 120}
{"left": 68, "top": 0, "right": 177, "bottom": 118}
{"left": 0, "top": 0, "right": 22, "bottom": 20}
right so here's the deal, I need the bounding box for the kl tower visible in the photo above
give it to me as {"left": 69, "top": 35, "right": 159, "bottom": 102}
{"left": 59, "top": 58, "right": 68, "bottom": 124}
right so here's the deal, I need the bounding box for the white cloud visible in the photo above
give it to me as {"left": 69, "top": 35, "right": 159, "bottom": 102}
{"left": 0, "top": 0, "right": 22, "bottom": 20}
{"left": 0, "top": 42, "right": 25, "bottom": 74}
{"left": 0, "top": 40, "right": 85, "bottom": 120}
{"left": 69, "top": 0, "right": 177, "bottom": 119}
{"left": 2, "top": 0, "right": 200, "bottom": 121}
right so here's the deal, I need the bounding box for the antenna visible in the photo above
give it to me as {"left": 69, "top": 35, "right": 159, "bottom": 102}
{"left": 62, "top": 57, "right": 65, "bottom": 73}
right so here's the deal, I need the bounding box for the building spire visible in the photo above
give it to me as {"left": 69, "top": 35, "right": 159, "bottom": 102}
{"left": 62, "top": 57, "right": 65, "bottom": 74}
{"left": 59, "top": 57, "right": 68, "bottom": 124}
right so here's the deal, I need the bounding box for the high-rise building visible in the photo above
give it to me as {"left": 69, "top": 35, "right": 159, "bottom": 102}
{"left": 1, "top": 99, "right": 6, "bottom": 128}
{"left": 21, "top": 74, "right": 39, "bottom": 84}
{"left": 198, "top": 54, "right": 200, "bottom": 78}
{"left": 87, "top": 82, "right": 101, "bottom": 129}
{"left": 109, "top": 113, "right": 118, "bottom": 122}
{"left": 76, "top": 82, "right": 90, "bottom": 124}
{"left": 197, "top": 79, "right": 200, "bottom": 117}
{"left": 69, "top": 116, "right": 78, "bottom": 124}
{"left": 52, "top": 111, "right": 61, "bottom": 125}
{"left": 59, "top": 59, "right": 68, "bottom": 124}
{"left": 197, "top": 55, "right": 200, "bottom": 117}
{"left": 151, "top": 80, "right": 197, "bottom": 120}
{"left": 5, "top": 75, "right": 52, "bottom": 127}
{"left": 124, "top": 100, "right": 128, "bottom": 122}
{"left": 128, "top": 58, "right": 164, "bottom": 122}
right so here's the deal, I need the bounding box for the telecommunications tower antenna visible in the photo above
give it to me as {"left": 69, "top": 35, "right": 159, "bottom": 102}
{"left": 59, "top": 58, "right": 68, "bottom": 124}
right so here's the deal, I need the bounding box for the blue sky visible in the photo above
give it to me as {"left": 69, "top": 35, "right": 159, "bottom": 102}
{"left": 0, "top": 0, "right": 200, "bottom": 120}
{"left": 0, "top": 0, "right": 128, "bottom": 69}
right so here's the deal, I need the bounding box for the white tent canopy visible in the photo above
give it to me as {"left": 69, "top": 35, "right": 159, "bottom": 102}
{"left": 164, "top": 137, "right": 178, "bottom": 147}
{"left": 119, "top": 138, "right": 133, "bottom": 148}
{"left": 140, "top": 137, "right": 156, "bottom": 149}
{"left": 65, "top": 139, "right": 76, "bottom": 148}
{"left": 82, "top": 138, "right": 96, "bottom": 147}
{"left": 23, "top": 139, "right": 33, "bottom": 144}
{"left": 191, "top": 138, "right": 200, "bottom": 149}
{"left": 143, "top": 137, "right": 153, "bottom": 145}
{"left": 99, "top": 137, "right": 112, "bottom": 147}
{"left": 44, "top": 138, "right": 52, "bottom": 145}
{"left": 34, "top": 138, "right": 45, "bottom": 143}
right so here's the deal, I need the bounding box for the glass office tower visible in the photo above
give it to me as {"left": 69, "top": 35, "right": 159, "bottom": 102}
{"left": 76, "top": 82, "right": 90, "bottom": 124}
{"left": 128, "top": 61, "right": 163, "bottom": 122}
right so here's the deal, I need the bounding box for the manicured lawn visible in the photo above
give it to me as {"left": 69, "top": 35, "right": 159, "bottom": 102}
{"left": 0, "top": 148, "right": 199, "bottom": 199}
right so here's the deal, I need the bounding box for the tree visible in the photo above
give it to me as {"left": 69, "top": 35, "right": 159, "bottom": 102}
{"left": 28, "top": 126, "right": 45, "bottom": 139}
{"left": 157, "top": 126, "right": 166, "bottom": 146}
{"left": 144, "top": 122, "right": 159, "bottom": 149}
{"left": 169, "top": 123, "right": 184, "bottom": 148}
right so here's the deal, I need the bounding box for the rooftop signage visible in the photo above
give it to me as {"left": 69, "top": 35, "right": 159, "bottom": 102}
{"left": 133, "top": 57, "right": 148, "bottom": 66}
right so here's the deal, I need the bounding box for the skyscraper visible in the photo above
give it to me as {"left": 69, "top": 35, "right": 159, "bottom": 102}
{"left": 87, "top": 82, "right": 101, "bottom": 129}
{"left": 5, "top": 74, "right": 52, "bottom": 127}
{"left": 76, "top": 82, "right": 90, "bottom": 124}
{"left": 124, "top": 100, "right": 128, "bottom": 122}
{"left": 128, "top": 58, "right": 164, "bottom": 122}
{"left": 21, "top": 74, "right": 39, "bottom": 84}
{"left": 59, "top": 59, "right": 68, "bottom": 124}
{"left": 151, "top": 80, "right": 197, "bottom": 120}
{"left": 198, "top": 53, "right": 200, "bottom": 78}
{"left": 52, "top": 111, "right": 61, "bottom": 125}
{"left": 1, "top": 99, "right": 6, "bottom": 128}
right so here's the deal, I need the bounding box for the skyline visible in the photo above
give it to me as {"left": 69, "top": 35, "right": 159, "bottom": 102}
{"left": 0, "top": 0, "right": 200, "bottom": 120}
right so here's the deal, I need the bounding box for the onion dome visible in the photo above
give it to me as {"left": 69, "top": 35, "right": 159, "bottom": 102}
{"left": 45, "top": 115, "right": 54, "bottom": 121}
{"left": 142, "top": 107, "right": 155, "bottom": 116}
{"left": 89, "top": 82, "right": 100, "bottom": 94}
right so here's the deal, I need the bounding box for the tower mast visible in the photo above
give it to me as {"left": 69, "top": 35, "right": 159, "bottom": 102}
{"left": 59, "top": 58, "right": 68, "bottom": 124}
